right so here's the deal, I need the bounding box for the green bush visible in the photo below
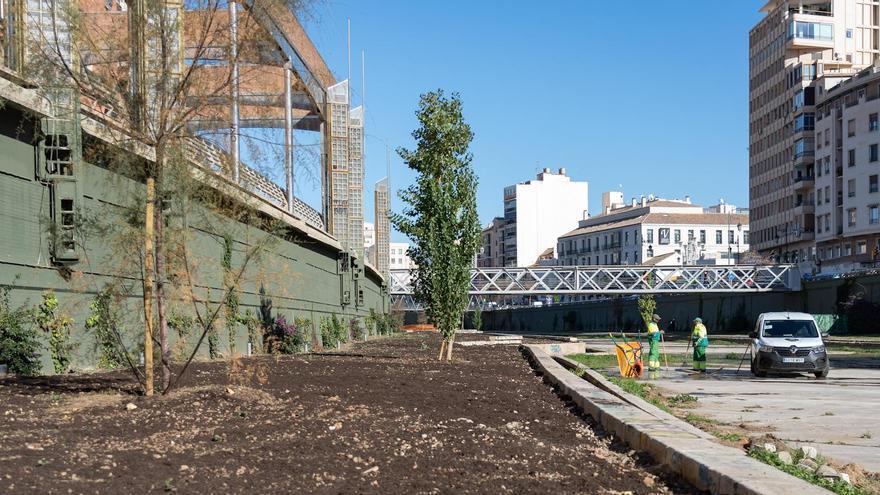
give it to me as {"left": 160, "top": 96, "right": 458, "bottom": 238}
{"left": 35, "top": 290, "right": 75, "bottom": 374}
{"left": 0, "top": 285, "right": 41, "bottom": 375}
{"left": 84, "top": 290, "right": 127, "bottom": 369}
{"left": 320, "top": 314, "right": 347, "bottom": 348}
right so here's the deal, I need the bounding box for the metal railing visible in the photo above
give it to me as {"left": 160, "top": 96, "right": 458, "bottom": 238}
{"left": 389, "top": 265, "right": 800, "bottom": 296}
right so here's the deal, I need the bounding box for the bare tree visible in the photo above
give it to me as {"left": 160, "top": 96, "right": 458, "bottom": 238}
{"left": 23, "top": 0, "right": 317, "bottom": 394}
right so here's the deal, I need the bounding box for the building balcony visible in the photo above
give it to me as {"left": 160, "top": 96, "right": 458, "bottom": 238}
{"left": 792, "top": 175, "right": 815, "bottom": 192}
{"left": 793, "top": 202, "right": 815, "bottom": 215}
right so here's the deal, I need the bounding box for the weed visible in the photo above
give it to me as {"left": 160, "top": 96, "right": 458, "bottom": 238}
{"left": 668, "top": 394, "right": 699, "bottom": 407}
{"left": 823, "top": 411, "right": 835, "bottom": 416}
{"left": 861, "top": 432, "right": 873, "bottom": 439}
{"left": 748, "top": 447, "right": 868, "bottom": 495}
{"left": 725, "top": 352, "right": 741, "bottom": 360}
{"left": 685, "top": 413, "right": 721, "bottom": 425}
{"left": 715, "top": 432, "right": 742, "bottom": 442}
{"left": 35, "top": 290, "right": 75, "bottom": 374}
{"left": 607, "top": 376, "right": 672, "bottom": 413}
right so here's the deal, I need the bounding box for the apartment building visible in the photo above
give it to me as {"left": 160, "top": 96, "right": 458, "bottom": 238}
{"left": 477, "top": 217, "right": 506, "bottom": 267}
{"left": 556, "top": 196, "right": 749, "bottom": 267}
{"left": 749, "top": 0, "right": 880, "bottom": 263}
{"left": 814, "top": 65, "right": 880, "bottom": 270}
{"left": 389, "top": 242, "right": 415, "bottom": 270}
{"left": 502, "top": 168, "right": 588, "bottom": 267}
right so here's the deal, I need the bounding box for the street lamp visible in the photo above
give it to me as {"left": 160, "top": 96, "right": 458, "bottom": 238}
{"left": 736, "top": 223, "right": 742, "bottom": 264}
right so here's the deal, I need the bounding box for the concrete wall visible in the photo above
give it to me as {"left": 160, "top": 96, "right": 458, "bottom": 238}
{"left": 477, "top": 273, "right": 880, "bottom": 335}
{"left": 0, "top": 105, "right": 388, "bottom": 373}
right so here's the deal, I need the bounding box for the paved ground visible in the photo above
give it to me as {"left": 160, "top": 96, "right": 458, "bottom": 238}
{"left": 648, "top": 365, "right": 880, "bottom": 473}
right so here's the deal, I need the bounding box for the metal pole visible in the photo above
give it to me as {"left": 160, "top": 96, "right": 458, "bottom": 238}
{"left": 284, "top": 62, "right": 294, "bottom": 213}
{"left": 229, "top": 0, "right": 240, "bottom": 183}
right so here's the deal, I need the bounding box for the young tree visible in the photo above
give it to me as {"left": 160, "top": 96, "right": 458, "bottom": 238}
{"left": 472, "top": 301, "right": 482, "bottom": 331}
{"left": 393, "top": 90, "right": 480, "bottom": 361}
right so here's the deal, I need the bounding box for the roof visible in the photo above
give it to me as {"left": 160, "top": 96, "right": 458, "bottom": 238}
{"left": 559, "top": 212, "right": 748, "bottom": 239}
{"left": 559, "top": 214, "right": 648, "bottom": 239}
{"left": 642, "top": 252, "right": 676, "bottom": 266}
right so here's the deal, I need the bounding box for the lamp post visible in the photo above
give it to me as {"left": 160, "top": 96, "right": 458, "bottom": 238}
{"left": 736, "top": 222, "right": 742, "bottom": 264}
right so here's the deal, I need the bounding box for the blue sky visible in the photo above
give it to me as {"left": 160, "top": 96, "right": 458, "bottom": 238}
{"left": 295, "top": 1, "right": 765, "bottom": 242}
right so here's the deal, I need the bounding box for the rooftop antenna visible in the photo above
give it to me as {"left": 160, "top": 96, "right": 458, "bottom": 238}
{"left": 362, "top": 49, "right": 366, "bottom": 112}
{"left": 347, "top": 18, "right": 351, "bottom": 87}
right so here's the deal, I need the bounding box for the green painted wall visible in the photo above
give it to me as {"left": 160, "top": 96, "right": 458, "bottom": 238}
{"left": 0, "top": 105, "right": 388, "bottom": 373}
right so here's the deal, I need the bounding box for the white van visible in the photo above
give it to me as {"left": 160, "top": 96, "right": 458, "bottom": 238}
{"left": 749, "top": 312, "right": 829, "bottom": 379}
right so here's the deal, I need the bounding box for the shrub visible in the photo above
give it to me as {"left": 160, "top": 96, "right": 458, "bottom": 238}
{"left": 0, "top": 285, "right": 41, "bottom": 375}
{"left": 472, "top": 304, "right": 482, "bottom": 331}
{"left": 275, "top": 315, "right": 304, "bottom": 354}
{"left": 84, "top": 290, "right": 127, "bottom": 369}
{"left": 365, "top": 309, "right": 378, "bottom": 337}
{"left": 320, "top": 314, "right": 347, "bottom": 349}
{"left": 35, "top": 290, "right": 75, "bottom": 374}
{"left": 349, "top": 318, "right": 365, "bottom": 341}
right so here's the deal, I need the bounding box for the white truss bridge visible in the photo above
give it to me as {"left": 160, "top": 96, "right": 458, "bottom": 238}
{"left": 390, "top": 265, "right": 800, "bottom": 302}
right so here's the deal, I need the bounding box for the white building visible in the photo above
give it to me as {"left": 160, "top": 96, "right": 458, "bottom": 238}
{"left": 363, "top": 222, "right": 375, "bottom": 250}
{"left": 389, "top": 242, "right": 415, "bottom": 270}
{"left": 502, "top": 168, "right": 588, "bottom": 267}
{"left": 557, "top": 196, "right": 749, "bottom": 267}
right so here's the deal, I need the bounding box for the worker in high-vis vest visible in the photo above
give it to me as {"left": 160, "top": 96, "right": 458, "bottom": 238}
{"left": 647, "top": 314, "right": 663, "bottom": 378}
{"left": 691, "top": 317, "right": 709, "bottom": 372}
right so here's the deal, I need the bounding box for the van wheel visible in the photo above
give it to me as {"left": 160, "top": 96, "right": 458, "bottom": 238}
{"left": 814, "top": 369, "right": 829, "bottom": 379}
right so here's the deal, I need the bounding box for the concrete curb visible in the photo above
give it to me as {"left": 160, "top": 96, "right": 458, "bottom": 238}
{"left": 521, "top": 344, "right": 831, "bottom": 495}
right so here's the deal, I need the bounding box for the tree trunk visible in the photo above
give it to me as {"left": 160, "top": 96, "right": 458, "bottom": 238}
{"left": 143, "top": 176, "right": 156, "bottom": 396}
{"left": 445, "top": 332, "right": 456, "bottom": 361}
{"left": 438, "top": 338, "right": 446, "bottom": 361}
{"left": 154, "top": 178, "right": 171, "bottom": 391}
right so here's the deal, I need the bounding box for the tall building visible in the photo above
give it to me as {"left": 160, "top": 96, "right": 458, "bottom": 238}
{"left": 557, "top": 196, "right": 749, "bottom": 267}
{"left": 749, "top": 0, "right": 880, "bottom": 263}
{"left": 502, "top": 168, "right": 588, "bottom": 267}
{"left": 325, "top": 81, "right": 365, "bottom": 257}
{"left": 348, "top": 105, "right": 365, "bottom": 258}
{"left": 374, "top": 178, "right": 391, "bottom": 278}
{"left": 327, "top": 80, "right": 350, "bottom": 246}
{"left": 814, "top": 65, "right": 880, "bottom": 271}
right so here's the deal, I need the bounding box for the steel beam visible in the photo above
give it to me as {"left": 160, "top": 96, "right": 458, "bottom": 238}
{"left": 390, "top": 265, "right": 800, "bottom": 296}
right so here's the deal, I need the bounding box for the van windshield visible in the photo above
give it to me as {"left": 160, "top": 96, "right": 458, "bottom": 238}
{"left": 761, "top": 320, "right": 819, "bottom": 338}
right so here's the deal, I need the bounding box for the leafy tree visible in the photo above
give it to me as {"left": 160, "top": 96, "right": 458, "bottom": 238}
{"left": 393, "top": 90, "right": 480, "bottom": 361}
{"left": 637, "top": 294, "right": 656, "bottom": 328}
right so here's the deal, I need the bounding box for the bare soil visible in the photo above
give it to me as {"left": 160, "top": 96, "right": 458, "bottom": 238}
{"left": 0, "top": 333, "right": 699, "bottom": 494}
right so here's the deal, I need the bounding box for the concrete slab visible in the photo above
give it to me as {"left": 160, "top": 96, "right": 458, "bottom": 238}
{"left": 652, "top": 367, "right": 880, "bottom": 473}
{"left": 522, "top": 344, "right": 831, "bottom": 495}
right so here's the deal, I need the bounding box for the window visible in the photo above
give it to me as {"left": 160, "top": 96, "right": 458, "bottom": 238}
{"left": 849, "top": 179, "right": 857, "bottom": 197}
{"left": 624, "top": 231, "right": 629, "bottom": 245}
{"left": 794, "top": 113, "right": 815, "bottom": 132}
{"left": 688, "top": 229, "right": 694, "bottom": 242}
{"left": 728, "top": 230, "right": 735, "bottom": 244}
{"left": 817, "top": 215, "right": 824, "bottom": 232}
{"left": 674, "top": 229, "right": 681, "bottom": 244}
{"left": 872, "top": 144, "right": 879, "bottom": 162}
{"left": 824, "top": 129, "right": 830, "bottom": 146}
{"left": 817, "top": 189, "right": 823, "bottom": 204}
{"left": 849, "top": 148, "right": 856, "bottom": 167}
{"left": 848, "top": 208, "right": 857, "bottom": 227}
{"left": 743, "top": 231, "right": 749, "bottom": 244}
{"left": 844, "top": 243, "right": 853, "bottom": 256}
{"left": 847, "top": 28, "right": 854, "bottom": 39}
{"left": 858, "top": 241, "right": 868, "bottom": 255}
{"left": 872, "top": 206, "right": 880, "bottom": 225}
{"left": 795, "top": 137, "right": 815, "bottom": 158}
{"left": 849, "top": 119, "right": 856, "bottom": 137}
{"left": 715, "top": 230, "right": 722, "bottom": 244}
{"left": 699, "top": 230, "right": 706, "bottom": 244}
{"left": 788, "top": 21, "right": 834, "bottom": 42}
{"left": 825, "top": 186, "right": 831, "bottom": 203}
{"left": 871, "top": 113, "right": 879, "bottom": 132}
{"left": 872, "top": 175, "right": 879, "bottom": 193}
{"left": 824, "top": 158, "right": 830, "bottom": 175}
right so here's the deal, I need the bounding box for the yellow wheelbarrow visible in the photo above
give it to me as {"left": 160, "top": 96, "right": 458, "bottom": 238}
{"left": 609, "top": 334, "right": 644, "bottom": 378}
